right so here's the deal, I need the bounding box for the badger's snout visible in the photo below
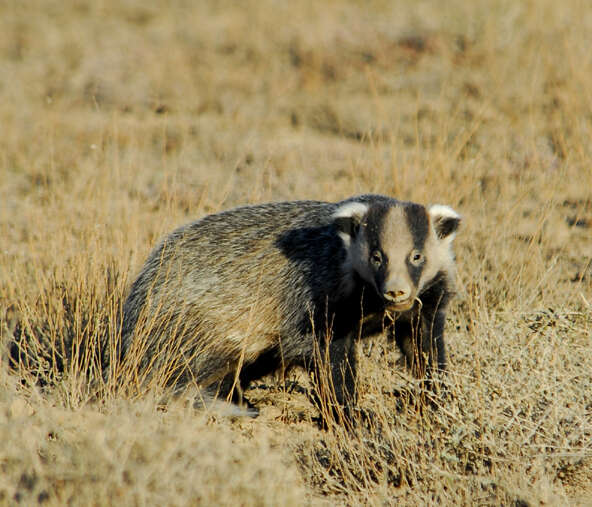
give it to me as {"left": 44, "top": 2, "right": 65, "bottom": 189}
{"left": 384, "top": 289, "right": 410, "bottom": 303}
{"left": 383, "top": 281, "right": 414, "bottom": 310}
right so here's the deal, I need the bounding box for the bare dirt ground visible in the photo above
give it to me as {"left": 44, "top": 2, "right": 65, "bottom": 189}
{"left": 1, "top": 1, "right": 591, "bottom": 505}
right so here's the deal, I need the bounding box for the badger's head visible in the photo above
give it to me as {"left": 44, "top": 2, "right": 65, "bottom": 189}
{"left": 333, "top": 199, "right": 461, "bottom": 311}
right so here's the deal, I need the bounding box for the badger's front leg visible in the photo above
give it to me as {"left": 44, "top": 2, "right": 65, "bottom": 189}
{"left": 393, "top": 298, "right": 448, "bottom": 379}
{"left": 311, "top": 332, "right": 357, "bottom": 424}
{"left": 329, "top": 332, "right": 357, "bottom": 411}
{"left": 421, "top": 306, "right": 447, "bottom": 374}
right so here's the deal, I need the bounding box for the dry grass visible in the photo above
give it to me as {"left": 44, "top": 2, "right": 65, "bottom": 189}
{"left": 1, "top": 0, "right": 591, "bottom": 504}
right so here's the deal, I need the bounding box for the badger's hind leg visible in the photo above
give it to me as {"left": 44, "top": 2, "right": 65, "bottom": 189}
{"left": 194, "top": 346, "right": 286, "bottom": 418}
{"left": 193, "top": 376, "right": 260, "bottom": 418}
{"left": 191, "top": 363, "right": 259, "bottom": 418}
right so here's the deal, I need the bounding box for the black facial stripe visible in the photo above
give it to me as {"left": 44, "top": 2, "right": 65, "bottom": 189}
{"left": 373, "top": 262, "right": 388, "bottom": 294}
{"left": 406, "top": 257, "right": 423, "bottom": 286}
{"left": 363, "top": 204, "right": 390, "bottom": 293}
{"left": 364, "top": 203, "right": 390, "bottom": 248}
{"left": 404, "top": 203, "right": 429, "bottom": 250}
{"left": 404, "top": 204, "right": 429, "bottom": 285}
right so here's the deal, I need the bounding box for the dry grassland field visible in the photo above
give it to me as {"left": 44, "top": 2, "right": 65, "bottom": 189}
{"left": 1, "top": 0, "right": 591, "bottom": 505}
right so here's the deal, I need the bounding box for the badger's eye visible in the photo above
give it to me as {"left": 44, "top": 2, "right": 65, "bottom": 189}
{"left": 370, "top": 250, "right": 383, "bottom": 268}
{"left": 409, "top": 250, "right": 424, "bottom": 266}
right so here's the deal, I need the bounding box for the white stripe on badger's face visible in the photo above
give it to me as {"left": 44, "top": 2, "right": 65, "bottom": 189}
{"left": 379, "top": 206, "right": 419, "bottom": 310}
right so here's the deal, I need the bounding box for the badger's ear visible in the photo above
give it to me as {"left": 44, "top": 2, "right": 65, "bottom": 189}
{"left": 429, "top": 204, "right": 461, "bottom": 241}
{"left": 333, "top": 201, "right": 369, "bottom": 245}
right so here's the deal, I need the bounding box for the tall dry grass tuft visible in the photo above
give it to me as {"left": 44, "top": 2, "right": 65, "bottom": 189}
{"left": 1, "top": 0, "right": 591, "bottom": 504}
{"left": 3, "top": 262, "right": 125, "bottom": 405}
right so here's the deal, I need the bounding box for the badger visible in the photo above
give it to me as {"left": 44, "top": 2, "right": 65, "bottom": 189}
{"left": 118, "top": 194, "right": 461, "bottom": 418}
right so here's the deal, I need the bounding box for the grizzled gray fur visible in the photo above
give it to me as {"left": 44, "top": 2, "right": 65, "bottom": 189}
{"left": 118, "top": 194, "right": 461, "bottom": 418}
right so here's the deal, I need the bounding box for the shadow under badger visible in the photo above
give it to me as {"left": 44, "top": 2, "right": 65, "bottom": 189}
{"left": 118, "top": 195, "right": 460, "bottom": 418}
